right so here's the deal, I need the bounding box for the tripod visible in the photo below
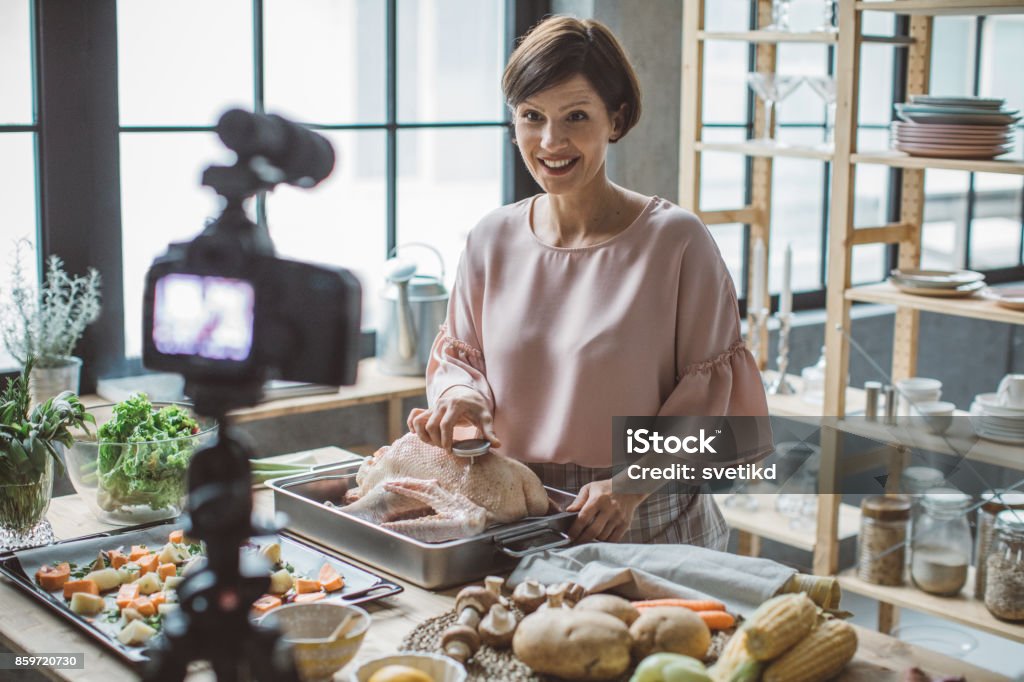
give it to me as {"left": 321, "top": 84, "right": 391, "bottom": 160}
{"left": 144, "top": 419, "right": 299, "bottom": 682}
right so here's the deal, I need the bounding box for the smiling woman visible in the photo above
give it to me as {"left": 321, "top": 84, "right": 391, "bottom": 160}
{"left": 403, "top": 15, "right": 769, "bottom": 551}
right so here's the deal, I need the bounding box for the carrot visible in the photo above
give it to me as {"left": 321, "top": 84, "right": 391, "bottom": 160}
{"left": 252, "top": 595, "right": 282, "bottom": 615}
{"left": 150, "top": 592, "right": 167, "bottom": 607}
{"left": 129, "top": 596, "right": 156, "bottom": 617}
{"left": 108, "top": 550, "right": 128, "bottom": 569}
{"left": 318, "top": 564, "right": 345, "bottom": 593}
{"left": 129, "top": 545, "right": 149, "bottom": 561}
{"left": 698, "top": 610, "right": 736, "bottom": 630}
{"left": 293, "top": 592, "right": 325, "bottom": 604}
{"left": 137, "top": 554, "right": 159, "bottom": 575}
{"left": 295, "top": 578, "right": 321, "bottom": 594}
{"left": 157, "top": 563, "right": 177, "bottom": 580}
{"left": 116, "top": 583, "right": 140, "bottom": 609}
{"left": 36, "top": 563, "right": 71, "bottom": 592}
{"left": 63, "top": 579, "right": 100, "bottom": 600}
{"left": 168, "top": 530, "right": 184, "bottom": 544}
{"left": 631, "top": 599, "right": 727, "bottom": 612}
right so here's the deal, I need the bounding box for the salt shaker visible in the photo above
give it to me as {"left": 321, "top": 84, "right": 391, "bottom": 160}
{"left": 864, "top": 381, "right": 882, "bottom": 421}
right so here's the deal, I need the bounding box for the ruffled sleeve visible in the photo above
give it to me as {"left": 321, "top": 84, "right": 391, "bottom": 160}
{"left": 425, "top": 247, "right": 495, "bottom": 411}
{"left": 657, "top": 223, "right": 769, "bottom": 418}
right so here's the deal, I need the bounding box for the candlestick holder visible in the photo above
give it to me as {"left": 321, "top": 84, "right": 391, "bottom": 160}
{"left": 747, "top": 306, "right": 770, "bottom": 387}
{"left": 768, "top": 311, "right": 796, "bottom": 395}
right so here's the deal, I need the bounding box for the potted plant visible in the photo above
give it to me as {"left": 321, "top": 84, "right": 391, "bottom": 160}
{"left": 0, "top": 360, "right": 93, "bottom": 550}
{"left": 0, "top": 239, "right": 101, "bottom": 404}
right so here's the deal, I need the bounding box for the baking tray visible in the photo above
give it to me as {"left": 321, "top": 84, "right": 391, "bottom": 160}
{"left": 268, "top": 462, "right": 578, "bottom": 589}
{"left": 0, "top": 519, "right": 402, "bottom": 669}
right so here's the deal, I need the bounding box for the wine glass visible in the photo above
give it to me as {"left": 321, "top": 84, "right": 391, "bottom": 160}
{"left": 747, "top": 73, "right": 803, "bottom": 145}
{"left": 814, "top": 0, "right": 839, "bottom": 33}
{"left": 763, "top": 0, "right": 793, "bottom": 32}
{"left": 806, "top": 75, "right": 838, "bottom": 150}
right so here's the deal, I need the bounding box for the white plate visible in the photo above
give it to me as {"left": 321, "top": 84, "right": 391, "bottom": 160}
{"left": 982, "top": 287, "right": 1024, "bottom": 311}
{"left": 897, "top": 112, "right": 1022, "bottom": 126}
{"left": 891, "top": 280, "right": 986, "bottom": 297}
{"left": 893, "top": 143, "right": 1013, "bottom": 159}
{"left": 892, "top": 121, "right": 1014, "bottom": 133}
{"left": 890, "top": 268, "right": 985, "bottom": 286}
{"left": 910, "top": 95, "right": 1005, "bottom": 108}
{"left": 975, "top": 393, "right": 1024, "bottom": 416}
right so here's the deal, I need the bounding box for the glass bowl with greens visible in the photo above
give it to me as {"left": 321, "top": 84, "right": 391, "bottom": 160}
{"left": 66, "top": 394, "right": 216, "bottom": 525}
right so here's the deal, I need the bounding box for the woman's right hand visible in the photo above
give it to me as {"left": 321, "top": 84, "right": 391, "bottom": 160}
{"left": 407, "top": 386, "right": 501, "bottom": 453}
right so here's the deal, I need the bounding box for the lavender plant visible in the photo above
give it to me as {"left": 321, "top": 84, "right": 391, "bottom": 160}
{"left": 0, "top": 239, "right": 102, "bottom": 368}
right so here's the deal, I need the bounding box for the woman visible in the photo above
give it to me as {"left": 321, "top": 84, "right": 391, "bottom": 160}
{"left": 407, "top": 15, "right": 768, "bottom": 551}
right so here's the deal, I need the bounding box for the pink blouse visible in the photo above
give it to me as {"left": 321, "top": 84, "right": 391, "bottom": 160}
{"left": 426, "top": 195, "right": 768, "bottom": 467}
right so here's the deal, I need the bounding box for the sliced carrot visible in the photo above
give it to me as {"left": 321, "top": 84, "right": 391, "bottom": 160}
{"left": 129, "top": 545, "right": 149, "bottom": 561}
{"left": 36, "top": 563, "right": 71, "bottom": 592}
{"left": 168, "top": 530, "right": 184, "bottom": 544}
{"left": 252, "top": 595, "right": 282, "bottom": 615}
{"left": 129, "top": 596, "right": 156, "bottom": 617}
{"left": 157, "top": 563, "right": 177, "bottom": 580}
{"left": 116, "top": 583, "right": 140, "bottom": 609}
{"left": 699, "top": 610, "right": 736, "bottom": 630}
{"left": 318, "top": 564, "right": 345, "bottom": 593}
{"left": 63, "top": 579, "right": 100, "bottom": 600}
{"left": 293, "top": 592, "right": 325, "bottom": 604}
{"left": 150, "top": 592, "right": 167, "bottom": 607}
{"left": 631, "top": 599, "right": 727, "bottom": 612}
{"left": 109, "top": 550, "right": 128, "bottom": 569}
{"left": 137, "top": 554, "right": 159, "bottom": 575}
{"left": 295, "top": 578, "right": 321, "bottom": 594}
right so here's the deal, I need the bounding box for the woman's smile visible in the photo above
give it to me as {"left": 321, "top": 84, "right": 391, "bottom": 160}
{"left": 538, "top": 155, "right": 581, "bottom": 175}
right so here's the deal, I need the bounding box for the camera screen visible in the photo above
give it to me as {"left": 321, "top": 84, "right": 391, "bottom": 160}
{"left": 153, "top": 274, "right": 255, "bottom": 362}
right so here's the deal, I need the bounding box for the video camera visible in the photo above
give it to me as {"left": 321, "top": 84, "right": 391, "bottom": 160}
{"left": 142, "top": 109, "right": 362, "bottom": 415}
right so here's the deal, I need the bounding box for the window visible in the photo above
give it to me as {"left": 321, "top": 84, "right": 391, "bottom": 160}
{"left": 0, "top": 0, "right": 39, "bottom": 372}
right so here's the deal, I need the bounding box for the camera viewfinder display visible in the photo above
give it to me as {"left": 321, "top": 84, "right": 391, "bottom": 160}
{"left": 153, "top": 274, "right": 255, "bottom": 362}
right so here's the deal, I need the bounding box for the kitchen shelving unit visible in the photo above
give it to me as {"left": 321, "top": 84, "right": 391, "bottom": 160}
{"left": 680, "top": 0, "right": 1024, "bottom": 640}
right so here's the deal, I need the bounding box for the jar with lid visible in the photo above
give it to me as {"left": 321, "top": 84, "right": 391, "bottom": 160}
{"left": 983, "top": 510, "right": 1024, "bottom": 622}
{"left": 911, "top": 488, "right": 973, "bottom": 596}
{"left": 975, "top": 490, "right": 1024, "bottom": 599}
{"left": 857, "top": 495, "right": 911, "bottom": 586}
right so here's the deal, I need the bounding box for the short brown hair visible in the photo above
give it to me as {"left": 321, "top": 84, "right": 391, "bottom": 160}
{"left": 503, "top": 15, "right": 642, "bottom": 142}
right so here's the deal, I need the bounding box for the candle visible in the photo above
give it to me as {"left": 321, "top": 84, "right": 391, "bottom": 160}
{"left": 780, "top": 243, "right": 793, "bottom": 316}
{"left": 751, "top": 238, "right": 765, "bottom": 312}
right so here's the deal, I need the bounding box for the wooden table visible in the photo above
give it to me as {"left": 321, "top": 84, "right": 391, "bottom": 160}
{"left": 0, "top": 490, "right": 1010, "bottom": 681}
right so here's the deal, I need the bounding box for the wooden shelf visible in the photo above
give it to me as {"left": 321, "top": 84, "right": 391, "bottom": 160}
{"left": 697, "top": 29, "right": 913, "bottom": 45}
{"left": 857, "top": 0, "right": 1024, "bottom": 16}
{"left": 845, "top": 282, "right": 1024, "bottom": 325}
{"left": 715, "top": 493, "right": 861, "bottom": 552}
{"left": 763, "top": 371, "right": 868, "bottom": 417}
{"left": 853, "top": 151, "right": 1024, "bottom": 175}
{"left": 839, "top": 568, "right": 1024, "bottom": 644}
{"left": 697, "top": 141, "right": 834, "bottom": 161}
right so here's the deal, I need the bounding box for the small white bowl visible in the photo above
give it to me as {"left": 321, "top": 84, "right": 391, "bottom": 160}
{"left": 350, "top": 652, "right": 466, "bottom": 682}
{"left": 915, "top": 401, "right": 956, "bottom": 434}
{"left": 897, "top": 377, "right": 943, "bottom": 393}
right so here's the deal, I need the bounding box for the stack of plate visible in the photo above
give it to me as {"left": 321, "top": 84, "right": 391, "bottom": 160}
{"left": 970, "top": 393, "right": 1024, "bottom": 445}
{"left": 982, "top": 287, "right": 1024, "bottom": 312}
{"left": 888, "top": 268, "right": 986, "bottom": 298}
{"left": 890, "top": 95, "right": 1019, "bottom": 160}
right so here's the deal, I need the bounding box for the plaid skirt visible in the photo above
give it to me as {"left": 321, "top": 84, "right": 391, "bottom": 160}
{"left": 529, "top": 462, "right": 730, "bottom": 552}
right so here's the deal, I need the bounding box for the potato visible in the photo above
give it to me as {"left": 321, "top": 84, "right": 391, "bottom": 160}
{"left": 117, "top": 619, "right": 157, "bottom": 646}
{"left": 259, "top": 542, "right": 282, "bottom": 566}
{"left": 268, "top": 569, "right": 293, "bottom": 595}
{"left": 629, "top": 607, "right": 711, "bottom": 661}
{"left": 133, "top": 572, "right": 162, "bottom": 595}
{"left": 83, "top": 568, "right": 122, "bottom": 592}
{"left": 163, "top": 575, "right": 184, "bottom": 590}
{"left": 69, "top": 592, "right": 105, "bottom": 616}
{"left": 182, "top": 556, "right": 206, "bottom": 577}
{"left": 513, "top": 608, "right": 631, "bottom": 681}
{"left": 158, "top": 603, "right": 180, "bottom": 616}
{"left": 158, "top": 542, "right": 188, "bottom": 565}
{"left": 117, "top": 567, "right": 139, "bottom": 585}
{"left": 574, "top": 594, "right": 640, "bottom": 625}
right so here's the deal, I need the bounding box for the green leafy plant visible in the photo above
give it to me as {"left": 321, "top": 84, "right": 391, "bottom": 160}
{"left": 0, "top": 361, "right": 93, "bottom": 528}
{"left": 1, "top": 239, "right": 102, "bottom": 368}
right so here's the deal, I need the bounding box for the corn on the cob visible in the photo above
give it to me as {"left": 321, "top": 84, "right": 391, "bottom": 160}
{"left": 762, "top": 619, "right": 858, "bottom": 682}
{"left": 708, "top": 630, "right": 762, "bottom": 682}
{"left": 743, "top": 593, "right": 817, "bottom": 661}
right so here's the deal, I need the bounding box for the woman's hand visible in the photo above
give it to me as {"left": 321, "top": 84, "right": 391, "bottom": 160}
{"left": 407, "top": 386, "right": 501, "bottom": 452}
{"left": 566, "top": 480, "right": 647, "bottom": 543}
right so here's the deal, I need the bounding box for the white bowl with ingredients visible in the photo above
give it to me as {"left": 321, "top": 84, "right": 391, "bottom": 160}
{"left": 351, "top": 652, "right": 466, "bottom": 682}
{"left": 264, "top": 602, "right": 371, "bottom": 682}
{"left": 65, "top": 398, "right": 217, "bottom": 525}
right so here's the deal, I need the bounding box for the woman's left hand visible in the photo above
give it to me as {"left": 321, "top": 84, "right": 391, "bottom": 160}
{"left": 566, "top": 480, "right": 647, "bottom": 543}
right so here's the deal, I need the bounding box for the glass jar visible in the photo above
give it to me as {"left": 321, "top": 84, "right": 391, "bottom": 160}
{"left": 975, "top": 490, "right": 1024, "bottom": 599}
{"left": 911, "top": 488, "right": 973, "bottom": 596}
{"left": 0, "top": 455, "right": 55, "bottom": 551}
{"left": 800, "top": 346, "right": 827, "bottom": 405}
{"left": 858, "top": 495, "right": 911, "bottom": 586}
{"left": 983, "top": 510, "right": 1024, "bottom": 622}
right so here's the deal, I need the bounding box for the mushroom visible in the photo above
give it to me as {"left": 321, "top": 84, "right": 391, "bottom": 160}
{"left": 479, "top": 603, "right": 518, "bottom": 649}
{"left": 441, "top": 624, "right": 480, "bottom": 663}
{"left": 484, "top": 575, "right": 508, "bottom": 606}
{"left": 511, "top": 578, "right": 546, "bottom": 614}
{"left": 453, "top": 584, "right": 499, "bottom": 630}
{"left": 537, "top": 582, "right": 570, "bottom": 611}
{"left": 562, "top": 581, "right": 587, "bottom": 606}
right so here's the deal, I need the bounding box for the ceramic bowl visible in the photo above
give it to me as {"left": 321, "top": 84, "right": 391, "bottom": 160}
{"left": 350, "top": 652, "right": 467, "bottom": 682}
{"left": 264, "top": 602, "right": 371, "bottom": 682}
{"left": 914, "top": 401, "right": 956, "bottom": 434}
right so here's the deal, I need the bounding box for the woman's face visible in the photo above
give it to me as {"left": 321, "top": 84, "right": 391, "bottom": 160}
{"left": 513, "top": 73, "right": 624, "bottom": 196}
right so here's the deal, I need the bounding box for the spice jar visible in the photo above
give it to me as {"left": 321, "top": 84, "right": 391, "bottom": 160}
{"left": 984, "top": 510, "right": 1024, "bottom": 622}
{"left": 911, "top": 488, "right": 973, "bottom": 596}
{"left": 858, "top": 495, "right": 911, "bottom": 586}
{"left": 975, "top": 490, "right": 1024, "bottom": 599}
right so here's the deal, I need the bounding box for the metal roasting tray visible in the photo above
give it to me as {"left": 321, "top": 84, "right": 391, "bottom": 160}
{"left": 0, "top": 519, "right": 403, "bottom": 669}
{"left": 268, "top": 462, "right": 578, "bottom": 589}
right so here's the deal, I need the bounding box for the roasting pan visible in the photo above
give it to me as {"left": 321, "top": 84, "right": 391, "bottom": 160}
{"left": 268, "top": 462, "right": 578, "bottom": 589}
